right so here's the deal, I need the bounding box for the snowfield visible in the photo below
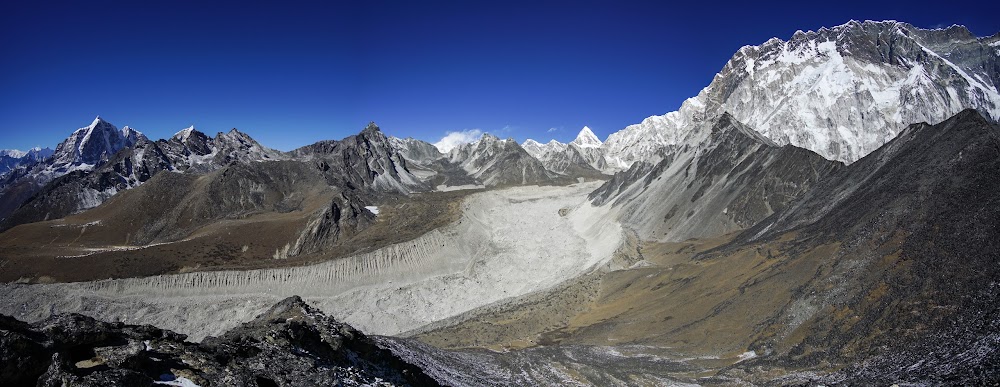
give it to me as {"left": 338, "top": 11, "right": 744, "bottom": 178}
{"left": 0, "top": 182, "right": 622, "bottom": 340}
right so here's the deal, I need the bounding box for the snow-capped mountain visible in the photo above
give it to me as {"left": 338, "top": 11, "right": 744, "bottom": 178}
{"left": 0, "top": 147, "right": 53, "bottom": 175}
{"left": 0, "top": 118, "right": 291, "bottom": 228}
{"left": 22, "top": 147, "right": 54, "bottom": 162}
{"left": 49, "top": 116, "right": 146, "bottom": 172}
{"left": 0, "top": 120, "right": 430, "bottom": 231}
{"left": 523, "top": 127, "right": 611, "bottom": 174}
{"left": 0, "top": 149, "right": 27, "bottom": 159}
{"left": 449, "top": 133, "right": 553, "bottom": 186}
{"left": 521, "top": 139, "right": 568, "bottom": 161}
{"left": 0, "top": 118, "right": 147, "bottom": 223}
{"left": 592, "top": 112, "right": 840, "bottom": 242}
{"left": 603, "top": 20, "right": 1000, "bottom": 166}
{"left": 570, "top": 126, "right": 602, "bottom": 148}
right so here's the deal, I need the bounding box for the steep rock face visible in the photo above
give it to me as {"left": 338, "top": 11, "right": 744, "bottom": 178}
{"left": 603, "top": 20, "right": 1000, "bottom": 166}
{"left": 211, "top": 128, "right": 287, "bottom": 166}
{"left": 0, "top": 138, "right": 176, "bottom": 231}
{"left": 0, "top": 296, "right": 437, "bottom": 386}
{"left": 49, "top": 117, "right": 146, "bottom": 172}
{"left": 0, "top": 118, "right": 147, "bottom": 224}
{"left": 0, "top": 125, "right": 293, "bottom": 232}
{"left": 593, "top": 113, "right": 841, "bottom": 242}
{"left": 95, "top": 160, "right": 367, "bottom": 249}
{"left": 292, "top": 123, "right": 426, "bottom": 195}
{"left": 711, "top": 109, "right": 1000, "bottom": 384}
{"left": 388, "top": 136, "right": 443, "bottom": 165}
{"left": 158, "top": 126, "right": 216, "bottom": 171}
{"left": 744, "top": 108, "right": 1000, "bottom": 242}
{"left": 448, "top": 133, "right": 554, "bottom": 186}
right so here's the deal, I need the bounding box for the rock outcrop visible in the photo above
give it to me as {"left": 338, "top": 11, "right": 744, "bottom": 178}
{"left": 0, "top": 296, "right": 437, "bottom": 386}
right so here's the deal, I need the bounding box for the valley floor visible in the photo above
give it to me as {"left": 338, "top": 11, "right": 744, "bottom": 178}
{"left": 0, "top": 181, "right": 621, "bottom": 340}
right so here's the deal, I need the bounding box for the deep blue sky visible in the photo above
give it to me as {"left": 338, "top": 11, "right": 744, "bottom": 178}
{"left": 2, "top": 0, "right": 999, "bottom": 151}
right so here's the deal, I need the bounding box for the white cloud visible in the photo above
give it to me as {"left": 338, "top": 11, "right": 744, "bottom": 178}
{"left": 433, "top": 129, "right": 483, "bottom": 153}
{"left": 547, "top": 127, "right": 558, "bottom": 133}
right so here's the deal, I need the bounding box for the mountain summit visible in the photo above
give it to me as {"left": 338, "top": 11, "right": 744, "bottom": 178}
{"left": 570, "top": 126, "right": 602, "bottom": 148}
{"left": 50, "top": 116, "right": 145, "bottom": 171}
{"left": 602, "top": 20, "right": 1000, "bottom": 166}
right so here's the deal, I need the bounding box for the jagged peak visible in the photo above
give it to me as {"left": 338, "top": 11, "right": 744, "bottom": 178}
{"left": 217, "top": 128, "right": 251, "bottom": 142}
{"left": 362, "top": 121, "right": 381, "bottom": 134}
{"left": 173, "top": 125, "right": 198, "bottom": 142}
{"left": 480, "top": 133, "right": 501, "bottom": 142}
{"left": 523, "top": 138, "right": 542, "bottom": 146}
{"left": 82, "top": 116, "right": 115, "bottom": 132}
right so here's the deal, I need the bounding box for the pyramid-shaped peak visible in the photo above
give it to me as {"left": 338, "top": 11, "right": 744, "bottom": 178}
{"left": 571, "top": 126, "right": 602, "bottom": 148}
{"left": 87, "top": 115, "right": 115, "bottom": 129}
{"left": 363, "top": 121, "right": 381, "bottom": 133}
{"left": 173, "top": 125, "right": 198, "bottom": 141}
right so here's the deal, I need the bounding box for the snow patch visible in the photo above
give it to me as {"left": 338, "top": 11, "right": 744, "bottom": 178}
{"left": 364, "top": 206, "right": 379, "bottom": 215}
{"left": 154, "top": 376, "right": 201, "bottom": 387}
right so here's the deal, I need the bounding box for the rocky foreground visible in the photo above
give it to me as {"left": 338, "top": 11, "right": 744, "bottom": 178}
{"left": 0, "top": 296, "right": 436, "bottom": 387}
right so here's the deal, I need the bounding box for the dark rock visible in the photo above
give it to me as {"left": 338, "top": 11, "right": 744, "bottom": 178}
{"left": 0, "top": 296, "right": 439, "bottom": 386}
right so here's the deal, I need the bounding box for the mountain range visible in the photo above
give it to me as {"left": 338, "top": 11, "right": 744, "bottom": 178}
{"left": 2, "top": 19, "right": 1000, "bottom": 385}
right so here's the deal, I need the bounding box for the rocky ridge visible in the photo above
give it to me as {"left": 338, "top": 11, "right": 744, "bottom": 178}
{"left": 447, "top": 133, "right": 555, "bottom": 186}
{"left": 0, "top": 296, "right": 436, "bottom": 386}
{"left": 591, "top": 112, "right": 841, "bottom": 242}
{"left": 602, "top": 20, "right": 1000, "bottom": 167}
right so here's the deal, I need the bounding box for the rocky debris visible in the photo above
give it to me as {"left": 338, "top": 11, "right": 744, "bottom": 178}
{"left": 0, "top": 296, "right": 437, "bottom": 386}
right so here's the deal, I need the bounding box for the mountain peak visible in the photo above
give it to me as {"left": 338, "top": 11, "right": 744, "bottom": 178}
{"left": 363, "top": 121, "right": 381, "bottom": 134}
{"left": 173, "top": 126, "right": 197, "bottom": 142}
{"left": 0, "top": 149, "right": 27, "bottom": 158}
{"left": 571, "top": 126, "right": 602, "bottom": 148}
